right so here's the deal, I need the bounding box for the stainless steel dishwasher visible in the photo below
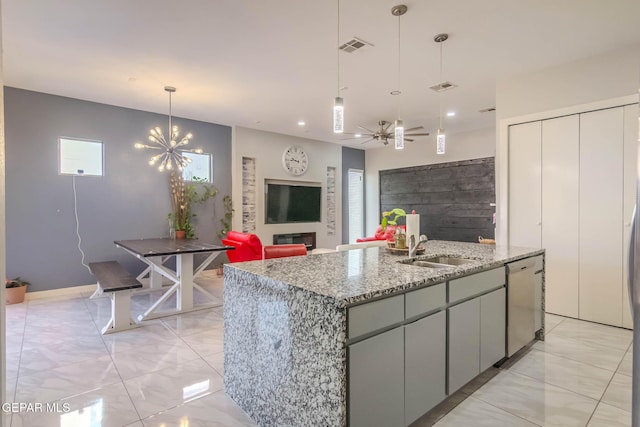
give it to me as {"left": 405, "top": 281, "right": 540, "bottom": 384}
{"left": 506, "top": 257, "right": 536, "bottom": 357}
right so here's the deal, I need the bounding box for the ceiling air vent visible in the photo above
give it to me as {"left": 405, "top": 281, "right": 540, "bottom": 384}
{"left": 430, "top": 81, "right": 457, "bottom": 92}
{"left": 479, "top": 107, "right": 496, "bottom": 113}
{"left": 339, "top": 37, "right": 373, "bottom": 53}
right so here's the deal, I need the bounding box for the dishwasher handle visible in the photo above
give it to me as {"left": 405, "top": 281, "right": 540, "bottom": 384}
{"left": 506, "top": 258, "right": 536, "bottom": 273}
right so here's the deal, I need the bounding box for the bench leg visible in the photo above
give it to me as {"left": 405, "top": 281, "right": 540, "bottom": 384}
{"left": 101, "top": 290, "right": 140, "bottom": 335}
{"left": 89, "top": 285, "right": 103, "bottom": 300}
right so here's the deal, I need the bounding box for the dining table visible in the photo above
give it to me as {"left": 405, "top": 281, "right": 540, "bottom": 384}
{"left": 114, "top": 238, "right": 233, "bottom": 321}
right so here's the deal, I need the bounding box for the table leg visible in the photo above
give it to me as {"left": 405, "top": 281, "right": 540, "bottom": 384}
{"left": 177, "top": 254, "right": 194, "bottom": 311}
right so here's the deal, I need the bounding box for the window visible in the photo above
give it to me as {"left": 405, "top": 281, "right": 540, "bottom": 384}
{"left": 348, "top": 169, "right": 364, "bottom": 243}
{"left": 59, "top": 137, "right": 104, "bottom": 176}
{"left": 183, "top": 152, "right": 212, "bottom": 182}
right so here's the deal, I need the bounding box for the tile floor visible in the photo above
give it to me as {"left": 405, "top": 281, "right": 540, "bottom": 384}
{"left": 2, "top": 274, "right": 634, "bottom": 427}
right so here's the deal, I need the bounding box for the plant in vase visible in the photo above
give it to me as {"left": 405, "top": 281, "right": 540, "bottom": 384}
{"left": 5, "top": 277, "right": 29, "bottom": 304}
{"left": 169, "top": 172, "right": 218, "bottom": 239}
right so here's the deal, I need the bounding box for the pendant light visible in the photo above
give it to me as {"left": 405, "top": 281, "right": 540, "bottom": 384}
{"left": 391, "top": 5, "right": 407, "bottom": 150}
{"left": 435, "top": 33, "right": 448, "bottom": 155}
{"left": 333, "top": 0, "right": 344, "bottom": 133}
{"left": 134, "top": 86, "right": 203, "bottom": 172}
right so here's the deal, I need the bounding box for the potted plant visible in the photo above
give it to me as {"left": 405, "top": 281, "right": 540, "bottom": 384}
{"left": 5, "top": 277, "right": 29, "bottom": 304}
{"left": 169, "top": 172, "right": 218, "bottom": 239}
{"left": 381, "top": 208, "right": 406, "bottom": 230}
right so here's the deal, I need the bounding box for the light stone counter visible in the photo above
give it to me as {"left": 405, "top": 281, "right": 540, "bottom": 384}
{"left": 224, "top": 240, "right": 544, "bottom": 426}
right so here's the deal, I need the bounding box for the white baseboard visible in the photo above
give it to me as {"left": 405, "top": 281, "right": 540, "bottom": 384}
{"left": 25, "top": 284, "right": 97, "bottom": 301}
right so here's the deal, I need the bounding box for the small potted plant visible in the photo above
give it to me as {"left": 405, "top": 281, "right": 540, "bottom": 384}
{"left": 5, "top": 277, "right": 29, "bottom": 304}
{"left": 169, "top": 172, "right": 218, "bottom": 239}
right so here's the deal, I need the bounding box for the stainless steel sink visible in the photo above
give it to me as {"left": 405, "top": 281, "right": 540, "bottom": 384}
{"left": 405, "top": 260, "right": 449, "bottom": 269}
{"left": 400, "top": 256, "right": 476, "bottom": 269}
{"left": 419, "top": 256, "right": 475, "bottom": 266}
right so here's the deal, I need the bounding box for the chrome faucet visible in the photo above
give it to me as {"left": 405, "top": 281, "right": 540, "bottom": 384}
{"left": 409, "top": 234, "right": 429, "bottom": 257}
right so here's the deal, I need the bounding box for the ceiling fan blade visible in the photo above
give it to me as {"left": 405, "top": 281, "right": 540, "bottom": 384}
{"left": 405, "top": 126, "right": 424, "bottom": 132}
{"left": 360, "top": 138, "right": 374, "bottom": 144}
{"left": 404, "top": 138, "right": 415, "bottom": 142}
{"left": 383, "top": 122, "right": 393, "bottom": 132}
{"left": 406, "top": 132, "right": 430, "bottom": 136}
{"left": 357, "top": 125, "right": 376, "bottom": 133}
{"left": 341, "top": 137, "right": 367, "bottom": 140}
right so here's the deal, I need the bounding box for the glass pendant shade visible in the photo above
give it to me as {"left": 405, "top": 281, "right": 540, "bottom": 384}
{"left": 437, "top": 128, "right": 446, "bottom": 155}
{"left": 394, "top": 119, "right": 404, "bottom": 150}
{"left": 333, "top": 97, "right": 344, "bottom": 133}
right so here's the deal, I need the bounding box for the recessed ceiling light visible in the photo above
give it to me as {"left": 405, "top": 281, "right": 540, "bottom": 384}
{"left": 298, "top": 121, "right": 306, "bottom": 126}
{"left": 390, "top": 90, "right": 401, "bottom": 96}
{"left": 447, "top": 111, "right": 456, "bottom": 117}
{"left": 355, "top": 133, "right": 362, "bottom": 138}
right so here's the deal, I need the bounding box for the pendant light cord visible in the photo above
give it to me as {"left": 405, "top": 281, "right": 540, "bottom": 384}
{"left": 397, "top": 13, "right": 401, "bottom": 117}
{"left": 168, "top": 90, "right": 172, "bottom": 139}
{"left": 439, "top": 40, "right": 443, "bottom": 129}
{"left": 337, "top": 0, "right": 340, "bottom": 97}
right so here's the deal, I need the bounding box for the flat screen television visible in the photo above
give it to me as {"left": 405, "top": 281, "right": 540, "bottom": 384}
{"left": 265, "top": 182, "right": 321, "bottom": 224}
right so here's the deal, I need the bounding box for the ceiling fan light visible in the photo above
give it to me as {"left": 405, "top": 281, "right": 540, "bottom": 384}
{"left": 394, "top": 119, "right": 404, "bottom": 150}
{"left": 437, "top": 128, "right": 446, "bottom": 155}
{"left": 333, "top": 97, "right": 344, "bottom": 133}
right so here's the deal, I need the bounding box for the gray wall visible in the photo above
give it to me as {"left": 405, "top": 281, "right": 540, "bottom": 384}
{"left": 379, "top": 157, "right": 495, "bottom": 243}
{"left": 4, "top": 87, "right": 232, "bottom": 292}
{"left": 341, "top": 146, "right": 365, "bottom": 243}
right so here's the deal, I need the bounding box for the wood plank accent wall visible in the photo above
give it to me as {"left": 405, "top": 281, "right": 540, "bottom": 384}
{"left": 379, "top": 157, "right": 495, "bottom": 242}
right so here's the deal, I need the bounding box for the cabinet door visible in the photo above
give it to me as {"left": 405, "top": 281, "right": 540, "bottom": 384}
{"left": 448, "top": 298, "right": 480, "bottom": 394}
{"left": 579, "top": 107, "right": 624, "bottom": 326}
{"left": 542, "top": 115, "right": 580, "bottom": 318}
{"left": 405, "top": 311, "right": 446, "bottom": 426}
{"left": 622, "top": 104, "right": 638, "bottom": 329}
{"left": 508, "top": 121, "right": 542, "bottom": 248}
{"left": 480, "top": 288, "right": 506, "bottom": 371}
{"left": 349, "top": 327, "right": 404, "bottom": 427}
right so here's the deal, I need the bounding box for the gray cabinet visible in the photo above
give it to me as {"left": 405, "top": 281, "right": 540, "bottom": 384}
{"left": 404, "top": 311, "right": 446, "bottom": 426}
{"left": 449, "top": 287, "right": 506, "bottom": 393}
{"left": 349, "top": 327, "right": 404, "bottom": 427}
{"left": 448, "top": 298, "right": 480, "bottom": 393}
{"left": 480, "top": 288, "right": 506, "bottom": 371}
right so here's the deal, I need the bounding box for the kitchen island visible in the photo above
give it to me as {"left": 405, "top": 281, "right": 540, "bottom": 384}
{"left": 224, "top": 240, "right": 544, "bottom": 427}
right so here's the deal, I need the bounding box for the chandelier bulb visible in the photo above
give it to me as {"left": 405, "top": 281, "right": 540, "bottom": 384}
{"left": 134, "top": 142, "right": 144, "bottom": 149}
{"left": 187, "top": 133, "right": 193, "bottom": 139}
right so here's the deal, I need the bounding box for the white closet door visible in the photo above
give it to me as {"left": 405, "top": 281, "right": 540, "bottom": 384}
{"left": 579, "top": 107, "right": 624, "bottom": 326}
{"left": 542, "top": 115, "right": 580, "bottom": 318}
{"left": 509, "top": 122, "right": 542, "bottom": 249}
{"left": 622, "top": 104, "right": 638, "bottom": 329}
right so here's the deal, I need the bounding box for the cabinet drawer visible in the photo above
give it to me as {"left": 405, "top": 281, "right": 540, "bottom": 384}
{"left": 449, "top": 267, "right": 505, "bottom": 304}
{"left": 405, "top": 283, "right": 446, "bottom": 319}
{"left": 348, "top": 294, "right": 404, "bottom": 339}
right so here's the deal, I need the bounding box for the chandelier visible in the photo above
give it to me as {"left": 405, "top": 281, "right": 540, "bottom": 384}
{"left": 134, "top": 86, "right": 202, "bottom": 172}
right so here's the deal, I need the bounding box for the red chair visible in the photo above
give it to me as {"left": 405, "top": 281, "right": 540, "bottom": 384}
{"left": 222, "top": 231, "right": 263, "bottom": 262}
{"left": 222, "top": 231, "right": 307, "bottom": 262}
{"left": 356, "top": 225, "right": 406, "bottom": 243}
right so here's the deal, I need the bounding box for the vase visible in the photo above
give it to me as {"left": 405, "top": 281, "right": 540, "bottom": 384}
{"left": 175, "top": 230, "right": 186, "bottom": 239}
{"left": 6, "top": 286, "right": 27, "bottom": 304}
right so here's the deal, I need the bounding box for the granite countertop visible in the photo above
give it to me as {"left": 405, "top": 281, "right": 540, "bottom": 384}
{"left": 227, "top": 240, "right": 544, "bottom": 306}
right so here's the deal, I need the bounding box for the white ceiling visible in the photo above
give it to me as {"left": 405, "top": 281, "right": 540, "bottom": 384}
{"left": 3, "top": 0, "right": 640, "bottom": 149}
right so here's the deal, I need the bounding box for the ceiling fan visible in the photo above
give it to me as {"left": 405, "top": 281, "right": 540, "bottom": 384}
{"left": 342, "top": 120, "right": 430, "bottom": 145}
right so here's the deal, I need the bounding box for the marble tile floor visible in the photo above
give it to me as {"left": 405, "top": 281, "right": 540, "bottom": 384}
{"left": 429, "top": 312, "right": 633, "bottom": 427}
{"left": 3, "top": 275, "right": 634, "bottom": 427}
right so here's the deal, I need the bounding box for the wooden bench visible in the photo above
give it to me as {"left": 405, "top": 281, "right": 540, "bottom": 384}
{"left": 89, "top": 261, "right": 143, "bottom": 334}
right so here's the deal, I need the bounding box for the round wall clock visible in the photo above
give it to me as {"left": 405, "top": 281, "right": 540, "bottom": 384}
{"left": 282, "top": 146, "right": 309, "bottom": 176}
